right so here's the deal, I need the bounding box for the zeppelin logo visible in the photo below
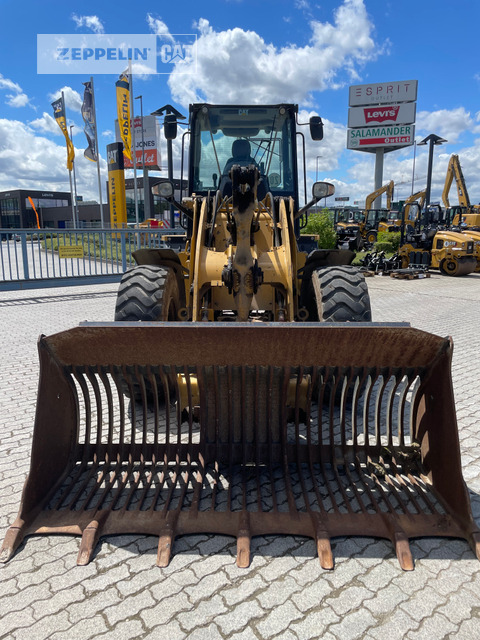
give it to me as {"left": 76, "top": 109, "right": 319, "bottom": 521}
{"left": 364, "top": 106, "right": 400, "bottom": 123}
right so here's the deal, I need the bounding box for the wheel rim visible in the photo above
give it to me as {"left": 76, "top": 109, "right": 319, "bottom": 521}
{"left": 443, "top": 259, "right": 458, "bottom": 275}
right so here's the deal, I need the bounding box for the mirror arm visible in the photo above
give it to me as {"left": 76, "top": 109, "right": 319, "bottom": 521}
{"left": 295, "top": 196, "right": 319, "bottom": 220}
{"left": 163, "top": 195, "right": 194, "bottom": 220}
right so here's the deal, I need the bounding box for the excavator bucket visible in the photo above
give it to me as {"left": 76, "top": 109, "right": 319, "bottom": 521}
{"left": 2, "top": 322, "right": 479, "bottom": 570}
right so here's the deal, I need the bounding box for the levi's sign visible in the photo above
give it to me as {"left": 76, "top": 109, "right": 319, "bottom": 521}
{"left": 348, "top": 102, "right": 416, "bottom": 128}
{"left": 347, "top": 125, "right": 415, "bottom": 150}
{"left": 349, "top": 80, "right": 418, "bottom": 106}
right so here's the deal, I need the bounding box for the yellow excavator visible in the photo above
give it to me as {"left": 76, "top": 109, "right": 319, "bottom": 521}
{"left": 2, "top": 104, "right": 479, "bottom": 571}
{"left": 359, "top": 181, "right": 396, "bottom": 246}
{"left": 442, "top": 154, "right": 480, "bottom": 228}
{"left": 440, "top": 155, "right": 480, "bottom": 271}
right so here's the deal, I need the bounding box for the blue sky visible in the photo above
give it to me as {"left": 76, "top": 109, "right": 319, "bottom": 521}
{"left": 1, "top": 0, "right": 480, "bottom": 206}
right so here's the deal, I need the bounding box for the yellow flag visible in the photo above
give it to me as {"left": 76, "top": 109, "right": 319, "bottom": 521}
{"left": 116, "top": 71, "right": 131, "bottom": 161}
{"left": 51, "top": 96, "right": 75, "bottom": 171}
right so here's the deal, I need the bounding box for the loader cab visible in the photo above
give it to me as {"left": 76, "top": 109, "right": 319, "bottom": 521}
{"left": 188, "top": 104, "right": 299, "bottom": 206}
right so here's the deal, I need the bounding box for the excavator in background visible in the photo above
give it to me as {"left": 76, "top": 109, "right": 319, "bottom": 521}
{"left": 442, "top": 154, "right": 480, "bottom": 228}
{"left": 2, "top": 103, "right": 479, "bottom": 572}
{"left": 402, "top": 190, "right": 426, "bottom": 223}
{"left": 358, "top": 181, "right": 396, "bottom": 246}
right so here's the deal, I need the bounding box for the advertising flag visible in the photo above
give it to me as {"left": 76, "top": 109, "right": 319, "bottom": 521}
{"left": 52, "top": 96, "right": 75, "bottom": 171}
{"left": 81, "top": 81, "right": 97, "bottom": 162}
{"left": 115, "top": 70, "right": 131, "bottom": 161}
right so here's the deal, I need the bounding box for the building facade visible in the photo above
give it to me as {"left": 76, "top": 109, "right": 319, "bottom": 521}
{"left": 0, "top": 189, "right": 72, "bottom": 229}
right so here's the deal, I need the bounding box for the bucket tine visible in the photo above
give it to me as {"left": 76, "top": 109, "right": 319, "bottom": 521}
{"left": 391, "top": 526, "right": 414, "bottom": 571}
{"left": 157, "top": 525, "right": 175, "bottom": 567}
{"left": 237, "top": 517, "right": 251, "bottom": 568}
{"left": 77, "top": 519, "right": 104, "bottom": 566}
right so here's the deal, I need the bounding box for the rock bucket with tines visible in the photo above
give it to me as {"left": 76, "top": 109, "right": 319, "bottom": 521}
{"left": 1, "top": 322, "right": 479, "bottom": 570}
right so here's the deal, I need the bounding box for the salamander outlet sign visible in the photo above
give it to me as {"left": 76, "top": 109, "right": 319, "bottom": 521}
{"left": 347, "top": 80, "right": 417, "bottom": 153}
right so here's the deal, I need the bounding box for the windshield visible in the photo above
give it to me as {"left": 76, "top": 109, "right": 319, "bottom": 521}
{"left": 191, "top": 105, "right": 295, "bottom": 195}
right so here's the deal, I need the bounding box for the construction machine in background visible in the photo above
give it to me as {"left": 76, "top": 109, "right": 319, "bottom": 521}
{"left": 333, "top": 208, "right": 365, "bottom": 250}
{"left": 359, "top": 181, "right": 396, "bottom": 247}
{"left": 442, "top": 154, "right": 480, "bottom": 229}
{"left": 398, "top": 202, "right": 477, "bottom": 276}
{"left": 2, "top": 104, "right": 479, "bottom": 572}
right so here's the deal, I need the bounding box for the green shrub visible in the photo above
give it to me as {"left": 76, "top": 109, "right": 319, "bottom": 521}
{"left": 373, "top": 241, "right": 394, "bottom": 253}
{"left": 302, "top": 210, "right": 337, "bottom": 249}
{"left": 377, "top": 231, "right": 401, "bottom": 251}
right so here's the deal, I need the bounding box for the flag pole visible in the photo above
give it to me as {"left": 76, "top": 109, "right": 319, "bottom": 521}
{"left": 90, "top": 77, "right": 105, "bottom": 228}
{"left": 129, "top": 59, "right": 139, "bottom": 227}
{"left": 63, "top": 91, "right": 77, "bottom": 228}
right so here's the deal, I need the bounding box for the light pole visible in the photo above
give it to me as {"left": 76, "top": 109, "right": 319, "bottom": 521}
{"left": 69, "top": 124, "right": 79, "bottom": 226}
{"left": 135, "top": 95, "right": 150, "bottom": 221}
{"left": 418, "top": 134, "right": 447, "bottom": 208}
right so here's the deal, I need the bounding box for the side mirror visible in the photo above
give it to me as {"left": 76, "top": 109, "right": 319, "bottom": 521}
{"left": 309, "top": 116, "right": 324, "bottom": 141}
{"left": 154, "top": 181, "right": 174, "bottom": 199}
{"left": 312, "top": 181, "right": 335, "bottom": 200}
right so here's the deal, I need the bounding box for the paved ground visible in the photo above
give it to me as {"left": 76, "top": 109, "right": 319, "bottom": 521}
{"left": 1, "top": 271, "right": 479, "bottom": 639}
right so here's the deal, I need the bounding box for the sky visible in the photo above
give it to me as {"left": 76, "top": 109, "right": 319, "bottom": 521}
{"left": 1, "top": 0, "right": 480, "bottom": 209}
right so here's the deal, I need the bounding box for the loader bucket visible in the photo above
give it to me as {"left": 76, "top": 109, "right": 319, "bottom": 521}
{"left": 2, "top": 322, "right": 479, "bottom": 571}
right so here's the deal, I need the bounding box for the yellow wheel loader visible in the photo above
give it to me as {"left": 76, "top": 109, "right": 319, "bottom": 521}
{"left": 2, "top": 104, "right": 479, "bottom": 571}
{"left": 398, "top": 203, "right": 477, "bottom": 276}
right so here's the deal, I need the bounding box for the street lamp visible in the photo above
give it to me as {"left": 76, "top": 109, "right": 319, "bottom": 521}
{"left": 135, "top": 95, "right": 149, "bottom": 220}
{"left": 69, "top": 124, "right": 79, "bottom": 226}
{"left": 418, "top": 134, "right": 447, "bottom": 208}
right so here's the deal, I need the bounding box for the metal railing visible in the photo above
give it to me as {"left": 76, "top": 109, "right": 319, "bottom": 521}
{"left": 0, "top": 228, "right": 186, "bottom": 291}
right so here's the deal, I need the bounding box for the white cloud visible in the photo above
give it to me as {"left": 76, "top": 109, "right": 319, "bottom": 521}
{"left": 0, "top": 74, "right": 32, "bottom": 109}
{"left": 48, "top": 86, "right": 83, "bottom": 113}
{"left": 5, "top": 93, "right": 30, "bottom": 108}
{"left": 147, "top": 13, "right": 174, "bottom": 40}
{"left": 416, "top": 108, "right": 473, "bottom": 144}
{"left": 29, "top": 112, "right": 60, "bottom": 135}
{"left": 72, "top": 14, "right": 105, "bottom": 34}
{"left": 0, "top": 75, "right": 22, "bottom": 93}
{"left": 0, "top": 118, "right": 107, "bottom": 201}
{"left": 168, "top": 0, "right": 381, "bottom": 107}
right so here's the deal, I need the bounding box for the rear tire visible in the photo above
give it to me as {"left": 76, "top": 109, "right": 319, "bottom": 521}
{"left": 115, "top": 265, "right": 180, "bottom": 321}
{"left": 311, "top": 265, "right": 372, "bottom": 322}
{"left": 365, "top": 230, "right": 377, "bottom": 246}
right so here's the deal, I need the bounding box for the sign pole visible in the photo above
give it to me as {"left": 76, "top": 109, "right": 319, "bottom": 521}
{"left": 374, "top": 148, "right": 385, "bottom": 208}
{"left": 90, "top": 77, "right": 105, "bottom": 228}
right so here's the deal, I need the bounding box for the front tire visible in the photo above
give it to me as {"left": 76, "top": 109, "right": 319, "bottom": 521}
{"left": 115, "top": 265, "right": 180, "bottom": 321}
{"left": 311, "top": 266, "right": 372, "bottom": 322}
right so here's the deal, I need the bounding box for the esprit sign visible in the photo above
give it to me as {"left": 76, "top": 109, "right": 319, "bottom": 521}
{"left": 348, "top": 102, "right": 416, "bottom": 128}
{"left": 349, "top": 80, "right": 418, "bottom": 106}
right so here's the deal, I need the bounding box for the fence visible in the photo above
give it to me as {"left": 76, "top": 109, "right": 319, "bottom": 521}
{"left": 0, "top": 228, "right": 186, "bottom": 291}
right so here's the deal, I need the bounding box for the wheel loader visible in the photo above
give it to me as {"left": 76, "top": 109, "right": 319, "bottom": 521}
{"left": 398, "top": 203, "right": 477, "bottom": 276}
{"left": 2, "top": 104, "right": 479, "bottom": 571}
